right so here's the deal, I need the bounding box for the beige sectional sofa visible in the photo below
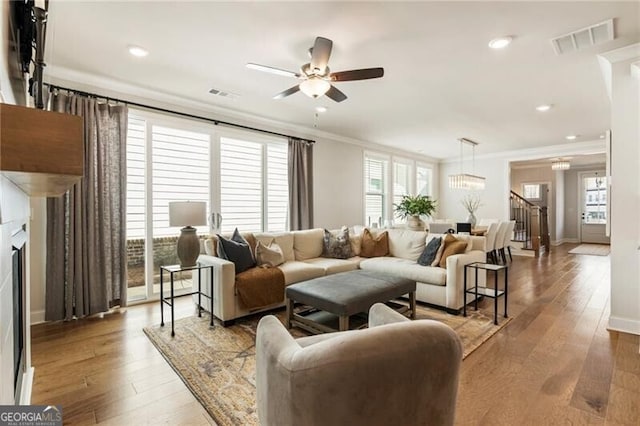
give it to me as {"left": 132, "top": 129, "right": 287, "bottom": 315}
{"left": 196, "top": 227, "right": 486, "bottom": 325}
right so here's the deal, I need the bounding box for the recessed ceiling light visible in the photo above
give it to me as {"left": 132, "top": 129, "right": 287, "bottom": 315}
{"left": 599, "top": 134, "right": 605, "bottom": 139}
{"left": 315, "top": 106, "right": 328, "bottom": 113}
{"left": 488, "top": 37, "right": 513, "bottom": 49}
{"left": 566, "top": 134, "right": 578, "bottom": 140}
{"left": 128, "top": 45, "right": 149, "bottom": 57}
{"left": 536, "top": 104, "right": 552, "bottom": 112}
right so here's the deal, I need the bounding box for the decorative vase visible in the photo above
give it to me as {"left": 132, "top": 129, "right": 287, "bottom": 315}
{"left": 466, "top": 212, "right": 477, "bottom": 228}
{"left": 407, "top": 215, "right": 426, "bottom": 231}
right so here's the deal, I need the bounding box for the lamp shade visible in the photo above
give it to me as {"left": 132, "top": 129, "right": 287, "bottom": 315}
{"left": 169, "top": 201, "right": 207, "bottom": 227}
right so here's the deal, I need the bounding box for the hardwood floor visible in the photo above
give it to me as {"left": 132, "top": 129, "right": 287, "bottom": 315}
{"left": 31, "top": 244, "right": 639, "bottom": 425}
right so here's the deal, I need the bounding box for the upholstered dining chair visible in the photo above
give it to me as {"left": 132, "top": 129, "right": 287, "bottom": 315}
{"left": 478, "top": 218, "right": 499, "bottom": 226}
{"left": 256, "top": 303, "right": 463, "bottom": 426}
{"left": 484, "top": 221, "right": 500, "bottom": 263}
{"left": 500, "top": 220, "right": 516, "bottom": 262}
{"left": 493, "top": 221, "right": 509, "bottom": 264}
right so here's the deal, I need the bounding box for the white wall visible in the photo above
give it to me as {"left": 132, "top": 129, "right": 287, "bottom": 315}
{"left": 29, "top": 198, "right": 46, "bottom": 324}
{"left": 564, "top": 169, "right": 579, "bottom": 241}
{"left": 555, "top": 170, "right": 565, "bottom": 243}
{"left": 607, "top": 55, "right": 640, "bottom": 335}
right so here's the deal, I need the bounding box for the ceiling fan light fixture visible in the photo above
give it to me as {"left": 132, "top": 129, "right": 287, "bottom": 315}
{"left": 300, "top": 78, "right": 330, "bottom": 98}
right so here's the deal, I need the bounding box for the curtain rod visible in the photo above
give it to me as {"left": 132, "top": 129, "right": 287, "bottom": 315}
{"left": 43, "top": 83, "right": 315, "bottom": 144}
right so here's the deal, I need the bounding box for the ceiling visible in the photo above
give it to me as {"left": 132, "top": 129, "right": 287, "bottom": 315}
{"left": 45, "top": 1, "right": 640, "bottom": 159}
{"left": 510, "top": 152, "right": 606, "bottom": 169}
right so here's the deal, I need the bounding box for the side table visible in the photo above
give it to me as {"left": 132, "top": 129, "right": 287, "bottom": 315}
{"left": 160, "top": 263, "right": 214, "bottom": 336}
{"left": 463, "top": 262, "right": 508, "bottom": 325}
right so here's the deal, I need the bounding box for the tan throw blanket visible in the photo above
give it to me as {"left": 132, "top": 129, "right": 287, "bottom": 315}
{"left": 235, "top": 266, "right": 285, "bottom": 310}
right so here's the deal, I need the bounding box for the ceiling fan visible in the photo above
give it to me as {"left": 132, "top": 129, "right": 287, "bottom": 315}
{"left": 246, "top": 36, "right": 384, "bottom": 103}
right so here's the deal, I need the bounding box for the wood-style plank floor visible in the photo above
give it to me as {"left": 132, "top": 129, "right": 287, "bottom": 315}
{"left": 31, "top": 244, "right": 640, "bottom": 425}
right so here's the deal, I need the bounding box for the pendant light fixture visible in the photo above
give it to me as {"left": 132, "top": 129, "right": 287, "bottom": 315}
{"left": 449, "top": 138, "right": 486, "bottom": 190}
{"left": 551, "top": 159, "right": 570, "bottom": 170}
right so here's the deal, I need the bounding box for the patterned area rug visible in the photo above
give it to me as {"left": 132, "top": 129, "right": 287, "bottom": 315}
{"left": 143, "top": 305, "right": 510, "bottom": 426}
{"left": 568, "top": 244, "right": 610, "bottom": 256}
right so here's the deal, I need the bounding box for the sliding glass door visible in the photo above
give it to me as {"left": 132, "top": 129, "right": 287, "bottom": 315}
{"left": 125, "top": 111, "right": 288, "bottom": 302}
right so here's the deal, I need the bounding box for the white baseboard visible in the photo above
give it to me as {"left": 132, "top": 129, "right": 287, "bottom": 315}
{"left": 552, "top": 238, "right": 579, "bottom": 246}
{"left": 607, "top": 316, "right": 640, "bottom": 336}
{"left": 30, "top": 310, "right": 45, "bottom": 325}
{"left": 20, "top": 367, "right": 34, "bottom": 405}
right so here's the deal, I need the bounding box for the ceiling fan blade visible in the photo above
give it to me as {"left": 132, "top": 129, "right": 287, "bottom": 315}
{"left": 310, "top": 37, "right": 333, "bottom": 74}
{"left": 325, "top": 85, "right": 347, "bottom": 103}
{"left": 273, "top": 85, "right": 300, "bottom": 100}
{"left": 246, "top": 63, "right": 301, "bottom": 78}
{"left": 330, "top": 67, "right": 385, "bottom": 82}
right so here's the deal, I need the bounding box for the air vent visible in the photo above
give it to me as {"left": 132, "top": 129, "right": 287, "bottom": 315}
{"left": 208, "top": 88, "right": 239, "bottom": 99}
{"left": 551, "top": 19, "right": 614, "bottom": 55}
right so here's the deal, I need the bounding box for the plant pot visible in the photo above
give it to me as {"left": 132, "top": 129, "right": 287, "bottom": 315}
{"left": 407, "top": 215, "right": 426, "bottom": 231}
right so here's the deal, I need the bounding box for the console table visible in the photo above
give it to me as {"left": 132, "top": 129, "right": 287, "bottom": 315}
{"left": 463, "top": 262, "right": 508, "bottom": 325}
{"left": 160, "top": 264, "right": 214, "bottom": 336}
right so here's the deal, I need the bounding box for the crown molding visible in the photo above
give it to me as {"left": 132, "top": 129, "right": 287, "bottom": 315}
{"left": 45, "top": 66, "right": 440, "bottom": 163}
{"left": 439, "top": 140, "right": 606, "bottom": 164}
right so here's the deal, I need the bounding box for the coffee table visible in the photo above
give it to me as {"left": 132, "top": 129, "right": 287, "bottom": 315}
{"left": 285, "top": 270, "right": 416, "bottom": 334}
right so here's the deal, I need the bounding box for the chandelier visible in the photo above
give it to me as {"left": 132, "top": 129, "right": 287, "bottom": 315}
{"left": 551, "top": 159, "right": 570, "bottom": 170}
{"left": 449, "top": 138, "right": 486, "bottom": 190}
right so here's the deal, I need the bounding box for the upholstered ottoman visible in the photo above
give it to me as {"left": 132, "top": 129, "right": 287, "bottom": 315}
{"left": 285, "top": 269, "right": 416, "bottom": 334}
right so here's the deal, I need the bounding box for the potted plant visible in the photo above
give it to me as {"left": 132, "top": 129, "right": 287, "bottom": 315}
{"left": 394, "top": 195, "right": 437, "bottom": 231}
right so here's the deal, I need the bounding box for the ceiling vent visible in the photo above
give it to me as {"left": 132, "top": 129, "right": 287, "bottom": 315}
{"left": 551, "top": 19, "right": 614, "bottom": 55}
{"left": 208, "top": 88, "right": 239, "bottom": 99}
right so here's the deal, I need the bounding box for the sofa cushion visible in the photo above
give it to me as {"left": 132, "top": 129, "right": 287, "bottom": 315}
{"left": 293, "top": 228, "right": 325, "bottom": 260}
{"left": 277, "top": 261, "right": 325, "bottom": 285}
{"left": 386, "top": 229, "right": 428, "bottom": 261}
{"left": 217, "top": 229, "right": 256, "bottom": 274}
{"left": 255, "top": 240, "right": 285, "bottom": 267}
{"left": 206, "top": 232, "right": 257, "bottom": 257}
{"left": 439, "top": 234, "right": 469, "bottom": 268}
{"left": 322, "top": 227, "right": 352, "bottom": 259}
{"left": 255, "top": 232, "right": 295, "bottom": 262}
{"left": 303, "top": 257, "right": 359, "bottom": 274}
{"left": 359, "top": 257, "right": 447, "bottom": 286}
{"left": 360, "top": 229, "right": 389, "bottom": 257}
{"left": 418, "top": 236, "right": 442, "bottom": 266}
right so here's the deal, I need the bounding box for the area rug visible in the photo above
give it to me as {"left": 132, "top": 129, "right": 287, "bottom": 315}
{"left": 568, "top": 244, "right": 610, "bottom": 256}
{"left": 143, "top": 305, "right": 510, "bottom": 426}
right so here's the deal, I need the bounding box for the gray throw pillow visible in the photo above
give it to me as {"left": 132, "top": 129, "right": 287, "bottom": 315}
{"left": 418, "top": 237, "right": 442, "bottom": 266}
{"left": 217, "top": 228, "right": 256, "bottom": 274}
{"left": 322, "top": 227, "right": 353, "bottom": 259}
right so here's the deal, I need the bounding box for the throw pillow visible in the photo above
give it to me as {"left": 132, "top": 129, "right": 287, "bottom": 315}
{"left": 431, "top": 235, "right": 448, "bottom": 267}
{"left": 322, "top": 227, "right": 353, "bottom": 259}
{"left": 217, "top": 228, "right": 256, "bottom": 274}
{"left": 439, "top": 234, "right": 468, "bottom": 268}
{"left": 360, "top": 228, "right": 389, "bottom": 258}
{"left": 417, "top": 236, "right": 442, "bottom": 266}
{"left": 255, "top": 240, "right": 285, "bottom": 267}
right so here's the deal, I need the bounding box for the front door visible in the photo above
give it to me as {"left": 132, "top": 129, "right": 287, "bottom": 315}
{"left": 579, "top": 171, "right": 610, "bottom": 244}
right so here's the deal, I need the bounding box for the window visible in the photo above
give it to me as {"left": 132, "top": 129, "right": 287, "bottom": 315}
{"left": 583, "top": 176, "right": 607, "bottom": 224}
{"left": 364, "top": 155, "right": 388, "bottom": 227}
{"left": 392, "top": 161, "right": 412, "bottom": 223}
{"left": 416, "top": 165, "right": 433, "bottom": 196}
{"left": 125, "top": 111, "right": 289, "bottom": 302}
{"left": 522, "top": 184, "right": 541, "bottom": 200}
{"left": 219, "top": 137, "right": 289, "bottom": 233}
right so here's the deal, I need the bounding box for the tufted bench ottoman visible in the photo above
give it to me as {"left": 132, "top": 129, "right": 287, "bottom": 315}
{"left": 285, "top": 269, "right": 416, "bottom": 334}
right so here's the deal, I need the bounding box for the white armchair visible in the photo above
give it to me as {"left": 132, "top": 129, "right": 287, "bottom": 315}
{"left": 256, "top": 303, "right": 463, "bottom": 426}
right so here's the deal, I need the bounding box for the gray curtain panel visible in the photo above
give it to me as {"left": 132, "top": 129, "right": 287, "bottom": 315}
{"left": 45, "top": 92, "right": 128, "bottom": 321}
{"left": 288, "top": 137, "right": 314, "bottom": 230}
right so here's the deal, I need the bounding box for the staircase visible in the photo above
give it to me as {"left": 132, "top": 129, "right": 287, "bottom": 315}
{"left": 510, "top": 191, "right": 550, "bottom": 257}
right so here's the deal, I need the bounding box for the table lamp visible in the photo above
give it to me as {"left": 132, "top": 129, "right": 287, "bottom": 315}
{"left": 169, "top": 201, "right": 207, "bottom": 267}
